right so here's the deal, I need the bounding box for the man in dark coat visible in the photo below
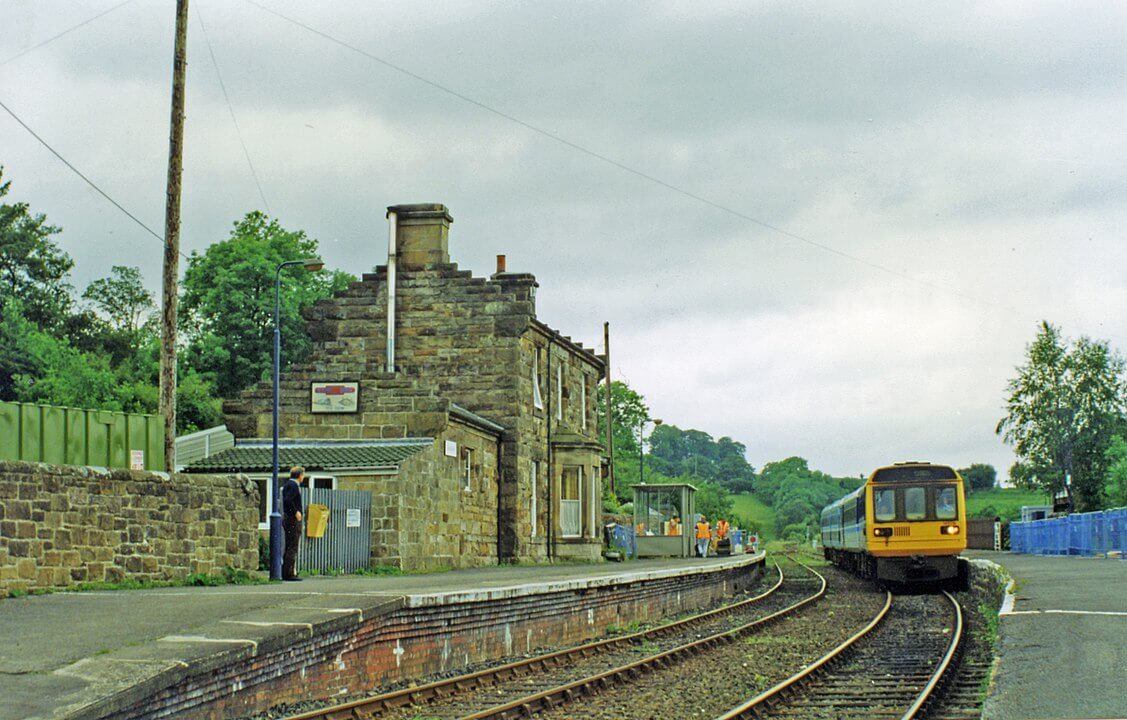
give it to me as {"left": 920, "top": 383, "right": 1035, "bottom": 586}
{"left": 281, "top": 466, "right": 306, "bottom": 581}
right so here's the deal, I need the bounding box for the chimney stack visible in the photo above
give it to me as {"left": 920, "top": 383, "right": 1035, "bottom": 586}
{"left": 496, "top": 254, "right": 506, "bottom": 274}
{"left": 386, "top": 203, "right": 452, "bottom": 269}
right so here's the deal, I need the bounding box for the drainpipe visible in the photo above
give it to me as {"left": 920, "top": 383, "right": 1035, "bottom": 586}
{"left": 385, "top": 210, "right": 398, "bottom": 372}
{"left": 496, "top": 433, "right": 503, "bottom": 565}
{"left": 546, "top": 338, "right": 555, "bottom": 562}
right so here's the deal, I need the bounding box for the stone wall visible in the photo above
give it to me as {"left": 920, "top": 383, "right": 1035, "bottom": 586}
{"left": 341, "top": 418, "right": 500, "bottom": 571}
{"left": 0, "top": 461, "right": 259, "bottom": 597}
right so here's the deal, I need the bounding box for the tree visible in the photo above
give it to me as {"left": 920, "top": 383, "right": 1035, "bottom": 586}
{"left": 180, "top": 212, "right": 354, "bottom": 397}
{"left": 958, "top": 463, "right": 997, "bottom": 492}
{"left": 996, "top": 322, "right": 1126, "bottom": 511}
{"left": 83, "top": 265, "right": 155, "bottom": 336}
{"left": 0, "top": 167, "right": 73, "bottom": 331}
{"left": 596, "top": 380, "right": 648, "bottom": 459}
{"left": 1105, "top": 435, "right": 1127, "bottom": 508}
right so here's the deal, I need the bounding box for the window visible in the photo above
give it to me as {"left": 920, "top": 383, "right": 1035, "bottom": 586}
{"left": 904, "top": 487, "right": 926, "bottom": 520}
{"left": 561, "top": 466, "right": 582, "bottom": 537}
{"left": 308, "top": 476, "right": 335, "bottom": 490}
{"left": 580, "top": 377, "right": 587, "bottom": 430}
{"left": 532, "top": 351, "right": 544, "bottom": 409}
{"left": 256, "top": 477, "right": 270, "bottom": 529}
{"left": 556, "top": 364, "right": 563, "bottom": 420}
{"left": 874, "top": 489, "right": 896, "bottom": 522}
{"left": 936, "top": 486, "right": 957, "bottom": 520}
{"left": 530, "top": 460, "right": 539, "bottom": 538}
{"left": 462, "top": 448, "right": 474, "bottom": 491}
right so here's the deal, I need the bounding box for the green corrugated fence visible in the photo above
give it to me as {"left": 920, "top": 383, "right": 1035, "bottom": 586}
{"left": 0, "top": 401, "right": 165, "bottom": 471}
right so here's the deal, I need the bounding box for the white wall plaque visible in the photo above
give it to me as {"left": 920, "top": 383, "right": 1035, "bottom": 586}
{"left": 445, "top": 440, "right": 458, "bottom": 457}
{"left": 346, "top": 508, "right": 361, "bottom": 528}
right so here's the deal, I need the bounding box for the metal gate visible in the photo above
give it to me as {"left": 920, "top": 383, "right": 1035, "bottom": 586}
{"left": 297, "top": 487, "right": 372, "bottom": 574}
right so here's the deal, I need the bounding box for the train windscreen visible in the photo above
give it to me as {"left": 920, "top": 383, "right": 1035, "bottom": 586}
{"left": 872, "top": 465, "right": 957, "bottom": 483}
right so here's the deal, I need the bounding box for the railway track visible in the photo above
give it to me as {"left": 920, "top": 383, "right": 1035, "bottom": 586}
{"left": 717, "top": 590, "right": 964, "bottom": 720}
{"left": 281, "top": 559, "right": 825, "bottom": 720}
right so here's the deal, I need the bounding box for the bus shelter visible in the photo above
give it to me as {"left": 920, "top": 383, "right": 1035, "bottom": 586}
{"left": 633, "top": 483, "right": 695, "bottom": 558}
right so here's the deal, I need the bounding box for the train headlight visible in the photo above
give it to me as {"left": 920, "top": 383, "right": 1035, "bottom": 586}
{"left": 873, "top": 527, "right": 893, "bottom": 537}
{"left": 941, "top": 525, "right": 960, "bottom": 535}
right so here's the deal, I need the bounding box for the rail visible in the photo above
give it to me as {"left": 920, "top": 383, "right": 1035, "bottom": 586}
{"left": 284, "top": 560, "right": 796, "bottom": 720}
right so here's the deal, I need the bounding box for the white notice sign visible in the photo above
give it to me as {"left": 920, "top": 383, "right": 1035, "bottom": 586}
{"left": 444, "top": 440, "right": 458, "bottom": 457}
{"left": 346, "top": 508, "right": 361, "bottom": 528}
{"left": 130, "top": 449, "right": 144, "bottom": 470}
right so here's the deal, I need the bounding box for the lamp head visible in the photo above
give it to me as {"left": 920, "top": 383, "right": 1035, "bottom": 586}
{"left": 301, "top": 258, "right": 325, "bottom": 271}
{"left": 654, "top": 418, "right": 663, "bottom": 427}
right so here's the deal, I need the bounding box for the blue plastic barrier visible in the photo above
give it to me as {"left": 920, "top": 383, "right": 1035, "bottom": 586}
{"left": 1010, "top": 508, "right": 1127, "bottom": 558}
{"left": 609, "top": 523, "right": 636, "bottom": 559}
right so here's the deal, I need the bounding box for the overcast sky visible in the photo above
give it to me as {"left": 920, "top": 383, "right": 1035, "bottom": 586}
{"left": 2, "top": 1, "right": 1124, "bottom": 481}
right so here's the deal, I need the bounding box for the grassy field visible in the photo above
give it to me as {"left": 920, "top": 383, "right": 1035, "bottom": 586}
{"left": 965, "top": 487, "right": 1052, "bottom": 521}
{"left": 730, "top": 493, "right": 777, "bottom": 540}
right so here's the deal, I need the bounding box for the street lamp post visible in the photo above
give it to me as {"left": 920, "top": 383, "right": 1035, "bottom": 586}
{"left": 639, "top": 417, "right": 662, "bottom": 485}
{"left": 270, "top": 258, "right": 324, "bottom": 580}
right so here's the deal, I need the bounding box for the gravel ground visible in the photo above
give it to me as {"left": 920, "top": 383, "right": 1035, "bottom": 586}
{"left": 535, "top": 564, "right": 887, "bottom": 719}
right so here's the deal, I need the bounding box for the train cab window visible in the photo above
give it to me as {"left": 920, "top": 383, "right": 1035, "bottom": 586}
{"left": 904, "top": 487, "right": 926, "bottom": 520}
{"left": 874, "top": 489, "right": 896, "bottom": 522}
{"left": 936, "top": 487, "right": 957, "bottom": 520}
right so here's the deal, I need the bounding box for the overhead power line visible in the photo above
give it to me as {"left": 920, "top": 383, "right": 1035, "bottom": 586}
{"left": 0, "top": 0, "right": 135, "bottom": 66}
{"left": 196, "top": 4, "right": 271, "bottom": 214}
{"left": 242, "top": 0, "right": 1015, "bottom": 313}
{"left": 0, "top": 97, "right": 185, "bottom": 258}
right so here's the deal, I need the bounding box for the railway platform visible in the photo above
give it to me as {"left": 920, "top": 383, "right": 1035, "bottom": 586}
{"left": 0, "top": 552, "right": 764, "bottom": 720}
{"left": 966, "top": 550, "right": 1127, "bottom": 720}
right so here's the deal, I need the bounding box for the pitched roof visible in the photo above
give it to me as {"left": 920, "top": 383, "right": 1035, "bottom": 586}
{"left": 183, "top": 438, "right": 432, "bottom": 473}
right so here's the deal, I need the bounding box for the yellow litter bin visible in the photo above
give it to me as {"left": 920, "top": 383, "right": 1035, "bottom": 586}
{"left": 306, "top": 503, "right": 329, "bottom": 538}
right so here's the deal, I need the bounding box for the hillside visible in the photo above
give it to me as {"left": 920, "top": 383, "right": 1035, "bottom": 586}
{"left": 966, "top": 487, "right": 1051, "bottom": 521}
{"left": 730, "top": 493, "right": 777, "bottom": 540}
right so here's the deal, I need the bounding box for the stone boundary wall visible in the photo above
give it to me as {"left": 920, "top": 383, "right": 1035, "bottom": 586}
{"left": 0, "top": 461, "right": 259, "bottom": 596}
{"left": 103, "top": 556, "right": 765, "bottom": 719}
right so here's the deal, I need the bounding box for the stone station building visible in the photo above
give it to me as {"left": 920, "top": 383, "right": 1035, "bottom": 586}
{"left": 209, "top": 204, "right": 606, "bottom": 568}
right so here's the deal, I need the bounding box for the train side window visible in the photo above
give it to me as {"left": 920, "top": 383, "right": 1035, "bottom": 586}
{"left": 904, "top": 487, "right": 926, "bottom": 520}
{"left": 874, "top": 489, "right": 896, "bottom": 522}
{"left": 936, "top": 487, "right": 957, "bottom": 520}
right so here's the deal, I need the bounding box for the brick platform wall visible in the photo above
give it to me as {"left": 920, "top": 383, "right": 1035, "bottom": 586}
{"left": 105, "top": 558, "right": 765, "bottom": 720}
{"left": 0, "top": 461, "right": 259, "bottom": 596}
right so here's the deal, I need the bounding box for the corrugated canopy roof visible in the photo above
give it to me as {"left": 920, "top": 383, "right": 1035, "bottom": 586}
{"left": 183, "top": 439, "right": 432, "bottom": 473}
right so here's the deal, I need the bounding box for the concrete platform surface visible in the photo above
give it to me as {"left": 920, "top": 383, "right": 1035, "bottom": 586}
{"left": 0, "top": 554, "right": 761, "bottom": 720}
{"left": 965, "top": 551, "right": 1127, "bottom": 720}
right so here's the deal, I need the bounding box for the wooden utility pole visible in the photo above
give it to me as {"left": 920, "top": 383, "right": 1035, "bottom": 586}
{"left": 160, "top": 0, "right": 189, "bottom": 472}
{"left": 604, "top": 322, "right": 615, "bottom": 496}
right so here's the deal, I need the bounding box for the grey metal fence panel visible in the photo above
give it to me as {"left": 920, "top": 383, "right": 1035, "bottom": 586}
{"left": 297, "top": 487, "right": 372, "bottom": 573}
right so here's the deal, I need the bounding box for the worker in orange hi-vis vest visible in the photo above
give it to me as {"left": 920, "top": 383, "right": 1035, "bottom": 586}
{"left": 716, "top": 518, "right": 730, "bottom": 540}
{"left": 695, "top": 516, "right": 712, "bottom": 558}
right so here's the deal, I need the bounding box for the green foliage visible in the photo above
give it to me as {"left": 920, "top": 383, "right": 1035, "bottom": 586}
{"left": 0, "top": 167, "right": 73, "bottom": 332}
{"left": 958, "top": 463, "right": 997, "bottom": 492}
{"left": 82, "top": 265, "right": 154, "bottom": 337}
{"left": 648, "top": 423, "right": 756, "bottom": 492}
{"left": 180, "top": 212, "right": 354, "bottom": 397}
{"left": 755, "top": 456, "right": 862, "bottom": 536}
{"left": 1103, "top": 435, "right": 1127, "bottom": 508}
{"left": 691, "top": 479, "right": 734, "bottom": 522}
{"left": 997, "top": 322, "right": 1126, "bottom": 511}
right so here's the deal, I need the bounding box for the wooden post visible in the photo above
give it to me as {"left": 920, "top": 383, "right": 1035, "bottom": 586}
{"left": 160, "top": 0, "right": 189, "bottom": 472}
{"left": 604, "top": 321, "right": 615, "bottom": 497}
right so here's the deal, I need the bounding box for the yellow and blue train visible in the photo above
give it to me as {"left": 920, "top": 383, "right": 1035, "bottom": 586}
{"left": 820, "top": 462, "right": 967, "bottom": 586}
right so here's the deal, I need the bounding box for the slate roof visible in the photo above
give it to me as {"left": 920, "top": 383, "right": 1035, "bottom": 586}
{"left": 183, "top": 438, "right": 433, "bottom": 473}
